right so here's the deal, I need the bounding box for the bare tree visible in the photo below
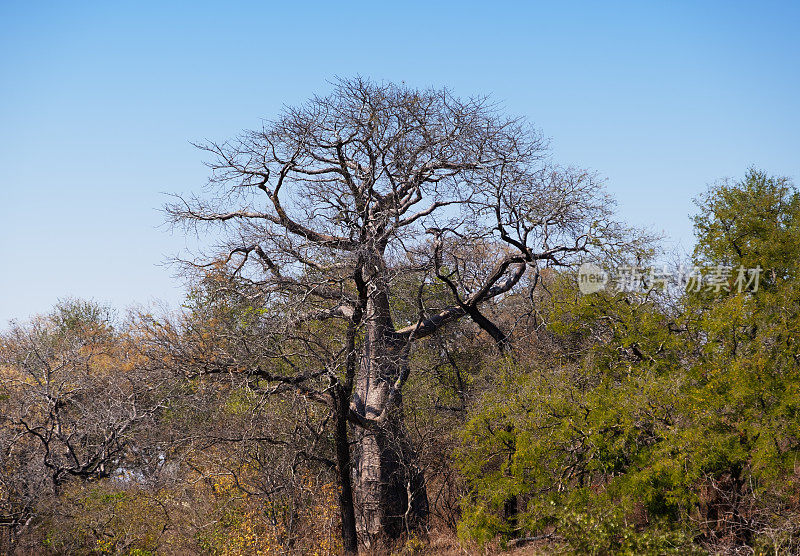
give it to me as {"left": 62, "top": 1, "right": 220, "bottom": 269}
{"left": 167, "top": 77, "right": 628, "bottom": 547}
{"left": 0, "top": 300, "right": 169, "bottom": 550}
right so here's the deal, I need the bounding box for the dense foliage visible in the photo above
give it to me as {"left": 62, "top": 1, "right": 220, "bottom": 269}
{"left": 457, "top": 169, "right": 800, "bottom": 554}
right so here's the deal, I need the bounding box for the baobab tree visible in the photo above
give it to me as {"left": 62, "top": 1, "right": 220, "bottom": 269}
{"left": 167, "top": 77, "right": 628, "bottom": 549}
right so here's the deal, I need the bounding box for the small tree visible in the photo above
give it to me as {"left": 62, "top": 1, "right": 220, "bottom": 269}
{"left": 167, "top": 77, "right": 628, "bottom": 547}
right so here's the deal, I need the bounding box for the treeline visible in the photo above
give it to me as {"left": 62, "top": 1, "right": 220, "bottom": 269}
{"left": 2, "top": 169, "right": 799, "bottom": 555}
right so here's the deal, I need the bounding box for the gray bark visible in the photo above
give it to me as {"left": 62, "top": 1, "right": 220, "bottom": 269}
{"left": 350, "top": 269, "right": 430, "bottom": 541}
{"left": 352, "top": 322, "right": 429, "bottom": 542}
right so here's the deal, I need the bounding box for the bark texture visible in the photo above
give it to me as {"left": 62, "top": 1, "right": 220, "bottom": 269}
{"left": 351, "top": 286, "right": 429, "bottom": 541}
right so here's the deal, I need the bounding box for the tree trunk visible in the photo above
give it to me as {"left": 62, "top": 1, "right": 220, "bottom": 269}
{"left": 335, "top": 386, "right": 359, "bottom": 554}
{"left": 502, "top": 424, "right": 518, "bottom": 537}
{"left": 353, "top": 398, "right": 428, "bottom": 543}
{"left": 352, "top": 297, "right": 429, "bottom": 545}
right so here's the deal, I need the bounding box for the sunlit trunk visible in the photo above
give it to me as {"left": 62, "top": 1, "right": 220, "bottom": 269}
{"left": 352, "top": 286, "right": 429, "bottom": 544}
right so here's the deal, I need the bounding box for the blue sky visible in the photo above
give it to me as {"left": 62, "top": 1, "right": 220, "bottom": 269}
{"left": 1, "top": 1, "right": 798, "bottom": 325}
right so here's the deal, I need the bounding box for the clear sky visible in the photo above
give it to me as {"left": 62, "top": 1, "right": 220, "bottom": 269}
{"left": 1, "top": 1, "right": 798, "bottom": 325}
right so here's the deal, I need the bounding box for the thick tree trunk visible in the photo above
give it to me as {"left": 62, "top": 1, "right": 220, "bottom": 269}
{"left": 352, "top": 294, "right": 429, "bottom": 545}
{"left": 353, "top": 399, "right": 428, "bottom": 542}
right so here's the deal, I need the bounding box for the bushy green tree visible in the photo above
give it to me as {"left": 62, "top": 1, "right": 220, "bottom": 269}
{"left": 457, "top": 170, "right": 800, "bottom": 554}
